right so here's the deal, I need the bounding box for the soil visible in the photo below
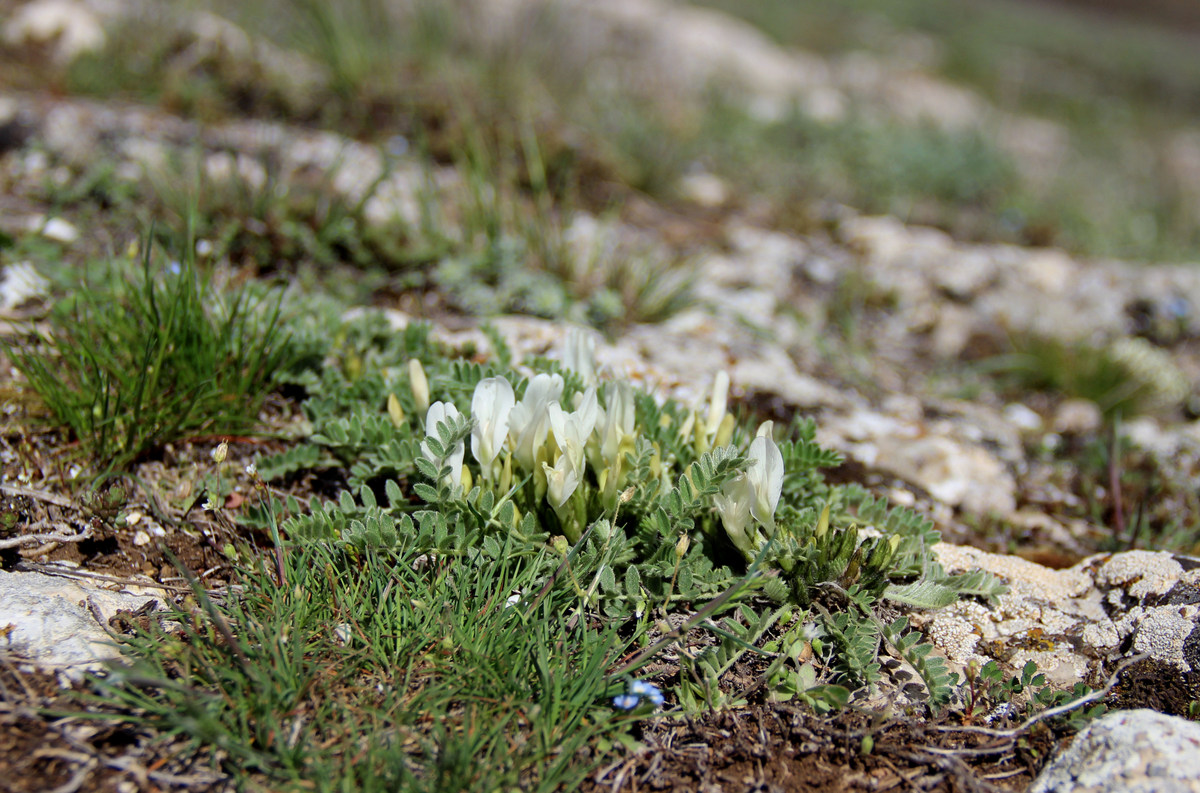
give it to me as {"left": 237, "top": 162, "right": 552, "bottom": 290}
{"left": 583, "top": 704, "right": 1063, "bottom": 793}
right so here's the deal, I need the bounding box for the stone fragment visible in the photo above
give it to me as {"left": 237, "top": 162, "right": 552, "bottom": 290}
{"left": 0, "top": 570, "right": 165, "bottom": 682}
{"left": 1029, "top": 709, "right": 1200, "bottom": 793}
{"left": 1095, "top": 551, "right": 1183, "bottom": 601}
{"left": 1052, "top": 399, "right": 1104, "bottom": 436}
{"left": 2, "top": 0, "right": 105, "bottom": 62}
{"left": 1118, "top": 605, "right": 1199, "bottom": 672}
{"left": 821, "top": 413, "right": 1017, "bottom": 515}
{"left": 0, "top": 261, "right": 49, "bottom": 312}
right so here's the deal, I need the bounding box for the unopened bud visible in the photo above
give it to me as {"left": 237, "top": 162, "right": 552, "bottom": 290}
{"left": 387, "top": 392, "right": 405, "bottom": 428}
{"left": 408, "top": 359, "right": 430, "bottom": 414}
{"left": 675, "top": 533, "right": 690, "bottom": 558}
{"left": 620, "top": 486, "right": 635, "bottom": 504}
{"left": 211, "top": 441, "right": 228, "bottom": 464}
{"left": 550, "top": 535, "right": 569, "bottom": 556}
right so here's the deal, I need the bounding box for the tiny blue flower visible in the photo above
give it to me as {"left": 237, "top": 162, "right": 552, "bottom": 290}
{"left": 629, "top": 679, "right": 664, "bottom": 706}
{"left": 612, "top": 694, "right": 640, "bottom": 711}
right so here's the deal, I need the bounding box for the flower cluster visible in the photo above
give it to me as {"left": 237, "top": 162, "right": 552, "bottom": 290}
{"left": 612, "top": 679, "right": 665, "bottom": 710}
{"left": 414, "top": 328, "right": 784, "bottom": 551}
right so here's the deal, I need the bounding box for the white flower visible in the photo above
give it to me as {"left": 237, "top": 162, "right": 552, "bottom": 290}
{"left": 713, "top": 433, "right": 784, "bottom": 557}
{"left": 746, "top": 434, "right": 783, "bottom": 533}
{"left": 713, "top": 476, "right": 755, "bottom": 556}
{"left": 563, "top": 327, "right": 597, "bottom": 385}
{"left": 245, "top": 463, "right": 257, "bottom": 476}
{"left": 508, "top": 373, "right": 564, "bottom": 472}
{"left": 470, "top": 377, "right": 515, "bottom": 480}
{"left": 704, "top": 371, "right": 730, "bottom": 442}
{"left": 422, "top": 401, "right": 464, "bottom": 487}
{"left": 547, "top": 386, "right": 598, "bottom": 470}
{"left": 543, "top": 452, "right": 582, "bottom": 509}
{"left": 599, "top": 381, "right": 635, "bottom": 466}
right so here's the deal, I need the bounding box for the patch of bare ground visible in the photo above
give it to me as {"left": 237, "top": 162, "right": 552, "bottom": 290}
{"left": 584, "top": 704, "right": 1060, "bottom": 793}
{"left": 0, "top": 664, "right": 229, "bottom": 793}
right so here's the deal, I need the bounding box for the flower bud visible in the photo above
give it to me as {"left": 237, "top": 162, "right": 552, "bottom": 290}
{"left": 408, "top": 359, "right": 430, "bottom": 415}
{"left": 211, "top": 441, "right": 228, "bottom": 464}
{"left": 675, "top": 533, "right": 690, "bottom": 558}
{"left": 387, "top": 392, "right": 405, "bottom": 428}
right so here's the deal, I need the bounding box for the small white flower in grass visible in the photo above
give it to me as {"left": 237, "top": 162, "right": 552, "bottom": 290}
{"left": 508, "top": 373, "right": 563, "bottom": 472}
{"left": 245, "top": 463, "right": 257, "bottom": 477}
{"left": 201, "top": 498, "right": 216, "bottom": 512}
{"left": 422, "top": 401, "right": 464, "bottom": 488}
{"left": 470, "top": 377, "right": 515, "bottom": 481}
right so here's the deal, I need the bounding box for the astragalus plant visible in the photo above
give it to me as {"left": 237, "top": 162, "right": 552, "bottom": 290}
{"left": 257, "top": 319, "right": 1004, "bottom": 707}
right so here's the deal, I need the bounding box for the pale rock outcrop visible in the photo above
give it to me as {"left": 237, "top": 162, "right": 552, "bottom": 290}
{"left": 1029, "top": 709, "right": 1200, "bottom": 793}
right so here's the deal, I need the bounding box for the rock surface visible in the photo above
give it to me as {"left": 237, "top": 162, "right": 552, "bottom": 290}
{"left": 0, "top": 568, "right": 165, "bottom": 682}
{"left": 1029, "top": 709, "right": 1200, "bottom": 793}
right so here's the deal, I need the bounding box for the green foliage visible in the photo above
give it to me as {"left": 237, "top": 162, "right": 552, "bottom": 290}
{"left": 963, "top": 659, "right": 1106, "bottom": 729}
{"left": 677, "top": 603, "right": 789, "bottom": 710}
{"left": 254, "top": 444, "right": 328, "bottom": 482}
{"left": 979, "top": 334, "right": 1190, "bottom": 420}
{"left": 761, "top": 616, "right": 851, "bottom": 712}
{"left": 92, "top": 539, "right": 630, "bottom": 791}
{"left": 880, "top": 615, "right": 958, "bottom": 711}
{"left": 7, "top": 244, "right": 297, "bottom": 470}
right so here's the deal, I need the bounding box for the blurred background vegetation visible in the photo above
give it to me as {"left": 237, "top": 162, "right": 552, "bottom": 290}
{"left": 4, "top": 0, "right": 1200, "bottom": 267}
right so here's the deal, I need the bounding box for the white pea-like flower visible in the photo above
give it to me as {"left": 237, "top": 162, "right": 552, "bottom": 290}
{"left": 508, "top": 373, "right": 564, "bottom": 472}
{"left": 713, "top": 476, "right": 755, "bottom": 556}
{"left": 543, "top": 452, "right": 582, "bottom": 509}
{"left": 704, "top": 371, "right": 730, "bottom": 441}
{"left": 599, "top": 381, "right": 635, "bottom": 467}
{"left": 547, "top": 385, "right": 598, "bottom": 470}
{"left": 408, "top": 359, "right": 430, "bottom": 415}
{"left": 470, "top": 376, "right": 515, "bottom": 481}
{"left": 563, "top": 327, "right": 597, "bottom": 385}
{"left": 746, "top": 434, "right": 784, "bottom": 533}
{"left": 713, "top": 433, "right": 784, "bottom": 557}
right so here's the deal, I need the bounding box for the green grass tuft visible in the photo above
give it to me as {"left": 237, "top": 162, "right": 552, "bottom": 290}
{"left": 7, "top": 237, "right": 297, "bottom": 471}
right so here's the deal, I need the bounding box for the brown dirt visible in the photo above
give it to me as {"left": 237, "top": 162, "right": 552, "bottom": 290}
{"left": 582, "top": 704, "right": 1063, "bottom": 793}
{"left": 0, "top": 663, "right": 228, "bottom": 793}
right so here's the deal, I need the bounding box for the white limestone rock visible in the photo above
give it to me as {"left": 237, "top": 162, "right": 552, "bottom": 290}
{"left": 0, "top": 569, "right": 166, "bottom": 682}
{"left": 1029, "top": 709, "right": 1200, "bottom": 793}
